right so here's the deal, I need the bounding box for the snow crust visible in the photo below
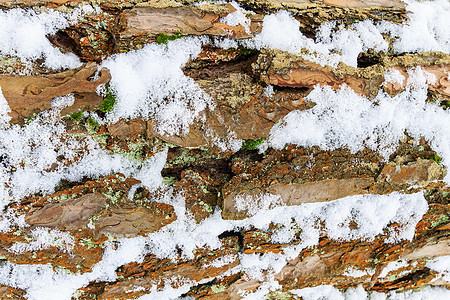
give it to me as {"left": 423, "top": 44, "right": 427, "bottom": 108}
{"left": 0, "top": 1, "right": 448, "bottom": 299}
{"left": 0, "top": 86, "right": 11, "bottom": 127}
{"left": 242, "top": 0, "right": 449, "bottom": 67}
{"left": 101, "top": 37, "right": 214, "bottom": 136}
{"left": 343, "top": 267, "right": 375, "bottom": 278}
{"left": 0, "top": 6, "right": 99, "bottom": 70}
{"left": 383, "top": 68, "right": 406, "bottom": 85}
{"left": 219, "top": 1, "right": 252, "bottom": 35}
{"left": 0, "top": 94, "right": 168, "bottom": 209}
{"left": 291, "top": 285, "right": 450, "bottom": 300}
{"left": 265, "top": 67, "right": 450, "bottom": 182}
{"left": 7, "top": 227, "right": 74, "bottom": 254}
{"left": 426, "top": 255, "right": 450, "bottom": 282}
{"left": 379, "top": 260, "right": 410, "bottom": 278}
{"left": 0, "top": 191, "right": 428, "bottom": 299}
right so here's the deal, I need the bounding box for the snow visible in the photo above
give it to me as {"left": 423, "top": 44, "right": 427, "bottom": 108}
{"left": 426, "top": 255, "right": 450, "bottom": 282}
{"left": 219, "top": 1, "right": 253, "bottom": 35}
{"left": 241, "top": 280, "right": 281, "bottom": 300}
{"left": 202, "top": 254, "right": 237, "bottom": 269}
{"left": 0, "top": 190, "right": 429, "bottom": 299}
{"left": 378, "top": 0, "right": 450, "bottom": 54}
{"left": 0, "top": 1, "right": 448, "bottom": 299}
{"left": 94, "top": 0, "right": 449, "bottom": 145}
{"left": 0, "top": 86, "right": 11, "bottom": 127}
{"left": 379, "top": 260, "right": 409, "bottom": 278}
{"left": 7, "top": 227, "right": 74, "bottom": 254}
{"left": 263, "top": 85, "right": 274, "bottom": 98}
{"left": 0, "top": 6, "right": 100, "bottom": 70}
{"left": 0, "top": 94, "right": 168, "bottom": 205}
{"left": 133, "top": 148, "right": 168, "bottom": 191}
{"left": 343, "top": 267, "right": 375, "bottom": 278}
{"left": 292, "top": 285, "right": 372, "bottom": 300}
{"left": 291, "top": 285, "right": 450, "bottom": 300}
{"left": 234, "top": 193, "right": 282, "bottom": 217}
{"left": 100, "top": 37, "right": 214, "bottom": 136}
{"left": 244, "top": 11, "right": 388, "bottom": 68}
{"left": 265, "top": 67, "right": 450, "bottom": 182}
{"left": 241, "top": 0, "right": 449, "bottom": 67}
{"left": 383, "top": 68, "right": 406, "bottom": 85}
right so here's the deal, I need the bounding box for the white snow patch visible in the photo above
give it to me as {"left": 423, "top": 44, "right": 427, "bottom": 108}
{"left": 7, "top": 227, "right": 74, "bottom": 254}
{"left": 383, "top": 68, "right": 405, "bottom": 85}
{"left": 133, "top": 148, "right": 168, "bottom": 190}
{"left": 292, "top": 285, "right": 371, "bottom": 300}
{"left": 92, "top": 1, "right": 449, "bottom": 146}
{"left": 0, "top": 96, "right": 167, "bottom": 208}
{"left": 0, "top": 6, "right": 99, "bottom": 70}
{"left": 101, "top": 37, "right": 214, "bottom": 136}
{"left": 343, "top": 267, "right": 376, "bottom": 278}
{"left": 239, "top": 0, "right": 449, "bottom": 68}
{"left": 244, "top": 11, "right": 388, "bottom": 68}
{"left": 0, "top": 212, "right": 26, "bottom": 233}
{"left": 219, "top": 2, "right": 253, "bottom": 35}
{"left": 202, "top": 254, "right": 237, "bottom": 269}
{"left": 240, "top": 252, "right": 286, "bottom": 281}
{"left": 0, "top": 190, "right": 427, "bottom": 299}
{"left": 265, "top": 67, "right": 450, "bottom": 182}
{"left": 426, "top": 255, "right": 450, "bottom": 282}
{"left": 291, "top": 285, "right": 450, "bottom": 300}
{"left": 378, "top": 0, "right": 450, "bottom": 54}
{"left": 234, "top": 193, "right": 282, "bottom": 217}
{"left": 208, "top": 128, "right": 243, "bottom": 152}
{"left": 138, "top": 277, "right": 194, "bottom": 300}
{"left": 0, "top": 86, "right": 11, "bottom": 127}
{"left": 263, "top": 85, "right": 274, "bottom": 98}
{"left": 379, "top": 260, "right": 409, "bottom": 278}
{"left": 241, "top": 279, "right": 281, "bottom": 300}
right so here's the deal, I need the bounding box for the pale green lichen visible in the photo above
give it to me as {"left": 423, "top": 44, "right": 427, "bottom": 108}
{"left": 211, "top": 284, "right": 227, "bottom": 294}
{"left": 80, "top": 238, "right": 98, "bottom": 249}
{"left": 431, "top": 214, "right": 449, "bottom": 228}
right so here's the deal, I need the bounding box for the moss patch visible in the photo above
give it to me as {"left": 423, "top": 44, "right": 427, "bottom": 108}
{"left": 156, "top": 30, "right": 185, "bottom": 44}
{"left": 99, "top": 88, "right": 116, "bottom": 113}
{"left": 430, "top": 154, "right": 442, "bottom": 164}
{"left": 241, "top": 138, "right": 266, "bottom": 151}
{"left": 70, "top": 111, "right": 84, "bottom": 121}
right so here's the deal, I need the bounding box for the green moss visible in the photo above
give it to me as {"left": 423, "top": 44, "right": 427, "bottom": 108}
{"left": 241, "top": 138, "right": 266, "bottom": 151}
{"left": 163, "top": 176, "right": 177, "bottom": 186}
{"left": 431, "top": 154, "right": 442, "bottom": 164}
{"left": 80, "top": 238, "right": 98, "bottom": 249}
{"left": 431, "top": 214, "right": 449, "bottom": 228}
{"left": 441, "top": 100, "right": 450, "bottom": 109}
{"left": 99, "top": 88, "right": 116, "bottom": 112}
{"left": 87, "top": 117, "right": 99, "bottom": 129}
{"left": 211, "top": 284, "right": 227, "bottom": 294}
{"left": 156, "top": 30, "right": 184, "bottom": 44}
{"left": 70, "top": 111, "right": 83, "bottom": 121}
{"left": 25, "top": 113, "right": 38, "bottom": 124}
{"left": 238, "top": 46, "right": 258, "bottom": 57}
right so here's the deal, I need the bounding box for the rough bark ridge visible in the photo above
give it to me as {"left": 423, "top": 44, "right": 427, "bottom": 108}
{"left": 0, "top": 0, "right": 449, "bottom": 299}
